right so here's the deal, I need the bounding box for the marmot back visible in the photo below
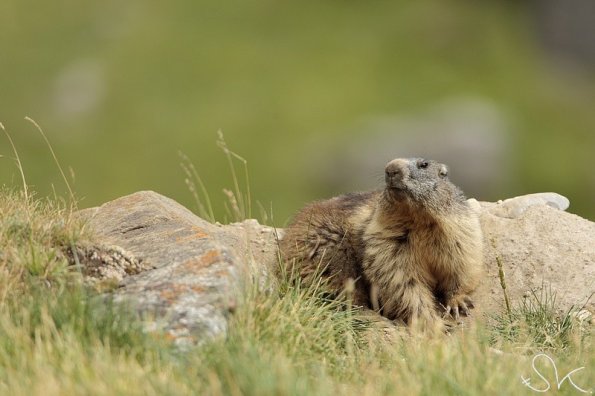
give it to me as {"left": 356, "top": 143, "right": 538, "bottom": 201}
{"left": 278, "top": 157, "right": 484, "bottom": 334}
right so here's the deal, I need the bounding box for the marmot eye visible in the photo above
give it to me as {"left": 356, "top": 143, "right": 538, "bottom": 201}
{"left": 418, "top": 160, "right": 429, "bottom": 169}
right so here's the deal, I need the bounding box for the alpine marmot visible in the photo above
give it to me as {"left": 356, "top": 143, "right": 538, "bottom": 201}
{"left": 278, "top": 157, "right": 483, "bottom": 333}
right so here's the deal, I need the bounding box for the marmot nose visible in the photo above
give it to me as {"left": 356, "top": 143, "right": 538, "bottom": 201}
{"left": 385, "top": 166, "right": 403, "bottom": 187}
{"left": 385, "top": 159, "right": 408, "bottom": 181}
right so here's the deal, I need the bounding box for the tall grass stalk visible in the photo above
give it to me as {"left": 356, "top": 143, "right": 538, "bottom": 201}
{"left": 492, "top": 238, "right": 513, "bottom": 322}
{"left": 180, "top": 133, "right": 254, "bottom": 223}
{"left": 217, "top": 130, "right": 252, "bottom": 221}
{"left": 179, "top": 151, "right": 216, "bottom": 223}
{"left": 25, "top": 117, "right": 76, "bottom": 207}
{"left": 1, "top": 122, "right": 29, "bottom": 201}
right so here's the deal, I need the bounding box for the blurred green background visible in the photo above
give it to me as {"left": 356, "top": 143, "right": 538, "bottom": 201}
{"left": 1, "top": 0, "right": 594, "bottom": 223}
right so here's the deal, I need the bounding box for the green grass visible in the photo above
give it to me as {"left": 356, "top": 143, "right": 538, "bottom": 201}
{"left": 0, "top": 188, "right": 592, "bottom": 395}
{"left": 491, "top": 286, "right": 593, "bottom": 357}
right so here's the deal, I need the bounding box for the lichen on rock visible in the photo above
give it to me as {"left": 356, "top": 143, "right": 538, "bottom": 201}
{"left": 66, "top": 243, "right": 150, "bottom": 287}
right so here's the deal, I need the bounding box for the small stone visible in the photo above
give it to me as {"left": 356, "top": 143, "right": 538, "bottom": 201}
{"left": 571, "top": 309, "right": 592, "bottom": 324}
{"left": 488, "top": 192, "right": 570, "bottom": 219}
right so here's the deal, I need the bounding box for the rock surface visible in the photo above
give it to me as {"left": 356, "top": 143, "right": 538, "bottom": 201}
{"left": 77, "top": 190, "right": 594, "bottom": 345}
{"left": 476, "top": 195, "right": 594, "bottom": 318}
{"left": 77, "top": 191, "right": 277, "bottom": 347}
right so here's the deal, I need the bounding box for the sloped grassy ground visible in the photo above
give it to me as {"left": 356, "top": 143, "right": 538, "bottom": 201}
{"left": 0, "top": 189, "right": 592, "bottom": 395}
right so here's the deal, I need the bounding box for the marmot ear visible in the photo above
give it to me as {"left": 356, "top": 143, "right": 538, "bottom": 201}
{"left": 439, "top": 165, "right": 448, "bottom": 177}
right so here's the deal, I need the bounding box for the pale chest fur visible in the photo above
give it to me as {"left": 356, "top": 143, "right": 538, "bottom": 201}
{"left": 360, "top": 205, "right": 483, "bottom": 294}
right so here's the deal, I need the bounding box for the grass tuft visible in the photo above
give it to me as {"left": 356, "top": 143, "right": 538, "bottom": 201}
{"left": 490, "top": 284, "right": 591, "bottom": 355}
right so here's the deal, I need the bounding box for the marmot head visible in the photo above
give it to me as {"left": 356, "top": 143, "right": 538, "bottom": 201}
{"left": 384, "top": 158, "right": 465, "bottom": 210}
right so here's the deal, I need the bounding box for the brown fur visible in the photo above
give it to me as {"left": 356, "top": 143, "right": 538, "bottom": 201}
{"left": 278, "top": 158, "right": 483, "bottom": 333}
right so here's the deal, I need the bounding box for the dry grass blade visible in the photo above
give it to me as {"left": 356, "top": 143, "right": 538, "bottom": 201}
{"left": 24, "top": 117, "right": 76, "bottom": 206}
{"left": 179, "top": 151, "right": 216, "bottom": 223}
{"left": 217, "top": 130, "right": 252, "bottom": 220}
{"left": 491, "top": 238, "right": 514, "bottom": 325}
{"left": 0, "top": 122, "right": 28, "bottom": 201}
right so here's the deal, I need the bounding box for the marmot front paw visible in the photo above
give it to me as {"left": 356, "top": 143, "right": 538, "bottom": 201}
{"left": 443, "top": 294, "right": 475, "bottom": 320}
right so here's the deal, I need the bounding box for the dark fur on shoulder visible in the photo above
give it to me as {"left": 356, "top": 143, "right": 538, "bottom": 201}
{"left": 278, "top": 190, "right": 378, "bottom": 305}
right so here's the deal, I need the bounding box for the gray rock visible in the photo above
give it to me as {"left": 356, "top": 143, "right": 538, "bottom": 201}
{"left": 77, "top": 191, "right": 278, "bottom": 347}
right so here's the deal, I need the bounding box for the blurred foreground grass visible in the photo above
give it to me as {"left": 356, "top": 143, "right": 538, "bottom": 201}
{"left": 0, "top": 188, "right": 592, "bottom": 395}
{"left": 1, "top": 0, "right": 594, "bottom": 221}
